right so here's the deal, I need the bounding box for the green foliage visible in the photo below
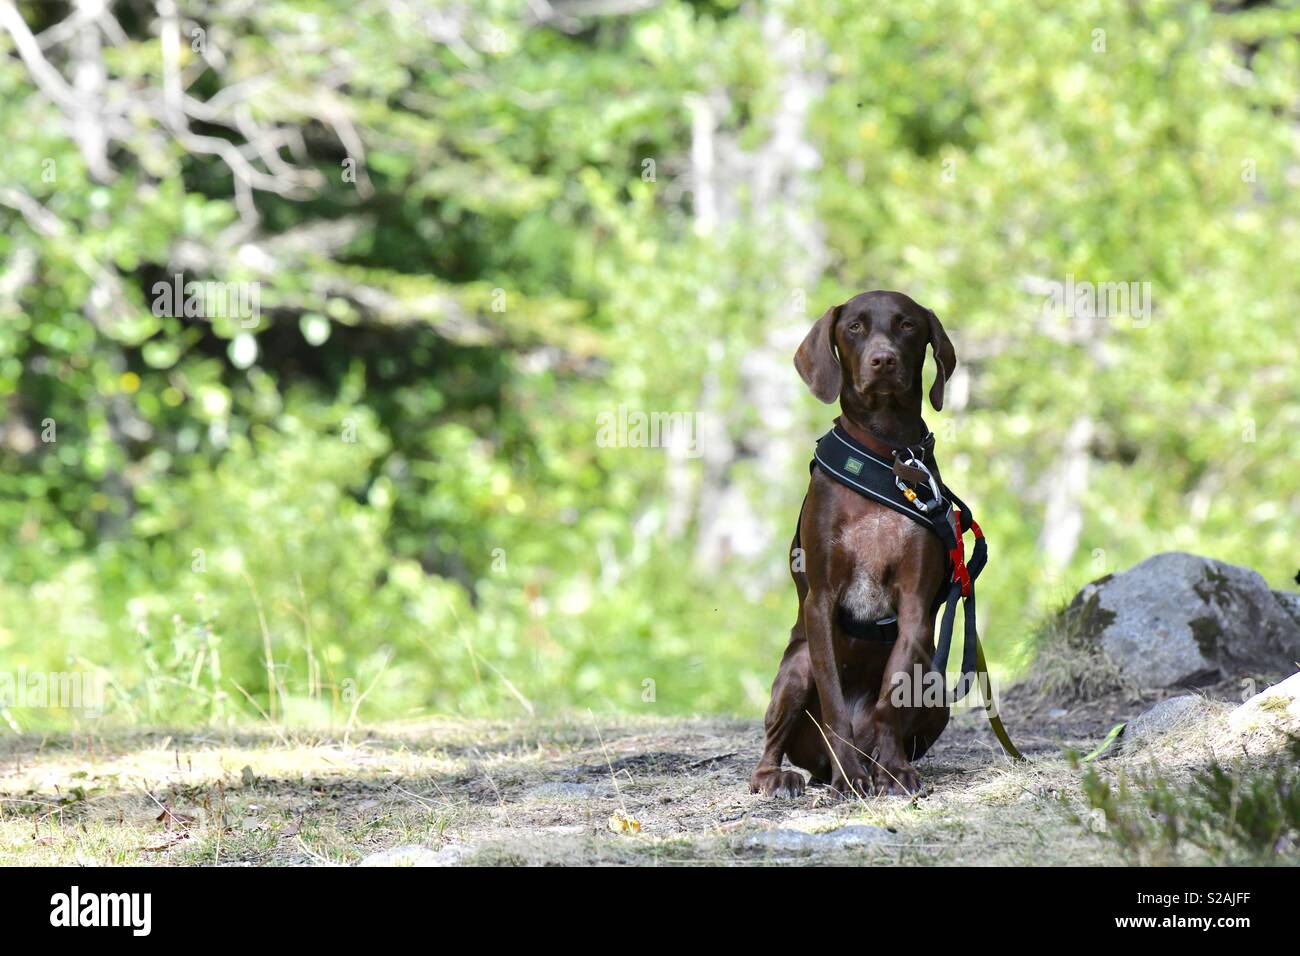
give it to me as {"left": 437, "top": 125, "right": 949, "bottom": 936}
{"left": 1, "top": 1, "right": 1298, "bottom": 727}
{"left": 1075, "top": 739, "right": 1300, "bottom": 864}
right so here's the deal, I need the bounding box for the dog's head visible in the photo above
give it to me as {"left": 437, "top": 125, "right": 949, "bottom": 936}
{"left": 794, "top": 290, "right": 956, "bottom": 411}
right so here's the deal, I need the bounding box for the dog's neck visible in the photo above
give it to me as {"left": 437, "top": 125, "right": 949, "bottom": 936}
{"left": 837, "top": 387, "right": 927, "bottom": 452}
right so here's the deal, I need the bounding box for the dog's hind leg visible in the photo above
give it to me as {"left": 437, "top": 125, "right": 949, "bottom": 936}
{"left": 750, "top": 634, "right": 819, "bottom": 798}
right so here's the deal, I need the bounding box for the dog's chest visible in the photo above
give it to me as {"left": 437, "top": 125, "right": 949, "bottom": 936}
{"left": 840, "top": 572, "right": 893, "bottom": 621}
{"left": 833, "top": 510, "right": 930, "bottom": 620}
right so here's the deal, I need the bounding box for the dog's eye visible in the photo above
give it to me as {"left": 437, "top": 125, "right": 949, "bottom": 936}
{"left": 846, "top": 321, "right": 863, "bottom": 333}
{"left": 899, "top": 318, "right": 916, "bottom": 333}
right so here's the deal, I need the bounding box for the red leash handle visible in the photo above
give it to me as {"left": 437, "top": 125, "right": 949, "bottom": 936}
{"left": 949, "top": 507, "right": 973, "bottom": 598}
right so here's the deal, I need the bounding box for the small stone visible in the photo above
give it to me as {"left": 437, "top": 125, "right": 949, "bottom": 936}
{"left": 743, "top": 829, "right": 822, "bottom": 852}
{"left": 357, "top": 844, "right": 470, "bottom": 867}
{"left": 539, "top": 825, "right": 587, "bottom": 836}
{"left": 1123, "top": 695, "right": 1213, "bottom": 746}
{"left": 819, "top": 825, "right": 892, "bottom": 848}
{"left": 523, "top": 782, "right": 609, "bottom": 800}
{"left": 743, "top": 824, "right": 890, "bottom": 852}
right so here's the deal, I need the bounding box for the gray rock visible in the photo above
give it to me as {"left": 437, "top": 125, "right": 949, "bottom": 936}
{"left": 357, "top": 843, "right": 471, "bottom": 867}
{"left": 743, "top": 824, "right": 891, "bottom": 853}
{"left": 1227, "top": 670, "right": 1300, "bottom": 736}
{"left": 1062, "top": 552, "right": 1300, "bottom": 689}
{"left": 1274, "top": 591, "right": 1300, "bottom": 628}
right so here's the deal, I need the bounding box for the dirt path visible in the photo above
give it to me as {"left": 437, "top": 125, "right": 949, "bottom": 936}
{"left": 0, "top": 703, "right": 1151, "bottom": 866}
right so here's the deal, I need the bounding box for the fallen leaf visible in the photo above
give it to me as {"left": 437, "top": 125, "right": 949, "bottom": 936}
{"left": 607, "top": 812, "right": 641, "bottom": 835}
{"left": 155, "top": 804, "right": 196, "bottom": 829}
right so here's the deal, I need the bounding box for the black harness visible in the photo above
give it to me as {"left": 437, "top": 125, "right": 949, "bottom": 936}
{"left": 800, "top": 424, "right": 988, "bottom": 703}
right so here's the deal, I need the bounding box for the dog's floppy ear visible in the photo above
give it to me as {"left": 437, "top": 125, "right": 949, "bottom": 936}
{"left": 925, "top": 308, "right": 957, "bottom": 411}
{"left": 794, "top": 305, "right": 842, "bottom": 404}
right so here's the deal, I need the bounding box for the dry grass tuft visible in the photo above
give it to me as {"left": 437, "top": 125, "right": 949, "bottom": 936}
{"left": 1015, "top": 607, "right": 1138, "bottom": 706}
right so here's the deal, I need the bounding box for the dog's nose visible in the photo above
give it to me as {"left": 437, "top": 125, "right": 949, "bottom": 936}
{"left": 868, "top": 351, "right": 899, "bottom": 372}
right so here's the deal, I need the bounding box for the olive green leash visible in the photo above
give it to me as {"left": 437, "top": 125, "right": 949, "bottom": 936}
{"left": 975, "top": 636, "right": 1024, "bottom": 760}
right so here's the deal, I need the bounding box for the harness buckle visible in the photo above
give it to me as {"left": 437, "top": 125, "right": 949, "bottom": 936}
{"left": 893, "top": 454, "right": 943, "bottom": 513}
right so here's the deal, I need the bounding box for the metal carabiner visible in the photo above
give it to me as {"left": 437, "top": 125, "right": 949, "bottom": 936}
{"left": 895, "top": 455, "right": 943, "bottom": 513}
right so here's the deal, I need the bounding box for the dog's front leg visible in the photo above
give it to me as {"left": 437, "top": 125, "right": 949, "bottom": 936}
{"left": 865, "top": 595, "right": 933, "bottom": 795}
{"left": 803, "top": 590, "right": 871, "bottom": 798}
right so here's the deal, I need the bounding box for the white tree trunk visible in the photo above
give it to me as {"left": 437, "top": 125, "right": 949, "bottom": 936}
{"left": 691, "top": 10, "right": 827, "bottom": 587}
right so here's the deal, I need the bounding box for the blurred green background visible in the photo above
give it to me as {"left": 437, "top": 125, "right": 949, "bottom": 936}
{"left": 1, "top": 0, "right": 1297, "bottom": 729}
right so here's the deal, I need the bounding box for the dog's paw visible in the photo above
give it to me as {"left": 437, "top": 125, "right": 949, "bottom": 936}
{"left": 749, "top": 768, "right": 807, "bottom": 799}
{"left": 870, "top": 760, "right": 922, "bottom": 797}
{"left": 828, "top": 765, "right": 873, "bottom": 801}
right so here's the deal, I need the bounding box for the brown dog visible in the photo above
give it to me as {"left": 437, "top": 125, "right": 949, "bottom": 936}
{"left": 750, "top": 290, "right": 957, "bottom": 798}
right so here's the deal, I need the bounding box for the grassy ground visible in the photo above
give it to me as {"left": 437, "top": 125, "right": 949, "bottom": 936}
{"left": 11, "top": 605, "right": 1293, "bottom": 865}
{"left": 8, "top": 672, "right": 1298, "bottom": 867}
{"left": 0, "top": 704, "right": 1178, "bottom": 866}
